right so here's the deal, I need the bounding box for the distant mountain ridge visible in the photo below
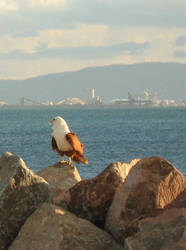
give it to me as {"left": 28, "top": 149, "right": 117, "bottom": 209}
{"left": 0, "top": 62, "right": 186, "bottom": 104}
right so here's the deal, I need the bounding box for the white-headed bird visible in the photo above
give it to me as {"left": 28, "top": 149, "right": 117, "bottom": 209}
{"left": 50, "top": 116, "right": 88, "bottom": 165}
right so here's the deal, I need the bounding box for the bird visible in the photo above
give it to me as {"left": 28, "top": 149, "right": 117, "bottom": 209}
{"left": 49, "top": 116, "right": 88, "bottom": 165}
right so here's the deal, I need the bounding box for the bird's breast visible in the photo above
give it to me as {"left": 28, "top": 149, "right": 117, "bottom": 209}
{"left": 53, "top": 132, "right": 73, "bottom": 151}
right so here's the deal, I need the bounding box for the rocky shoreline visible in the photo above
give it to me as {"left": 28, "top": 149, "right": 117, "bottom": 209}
{"left": 0, "top": 152, "right": 186, "bottom": 249}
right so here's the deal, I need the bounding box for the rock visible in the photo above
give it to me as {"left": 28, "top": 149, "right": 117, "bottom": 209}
{"left": 9, "top": 203, "right": 123, "bottom": 250}
{"left": 124, "top": 208, "right": 186, "bottom": 250}
{"left": 105, "top": 156, "right": 186, "bottom": 244}
{"left": 0, "top": 152, "right": 49, "bottom": 250}
{"left": 37, "top": 162, "right": 81, "bottom": 204}
{"left": 60, "top": 159, "right": 140, "bottom": 227}
{"left": 167, "top": 189, "right": 186, "bottom": 209}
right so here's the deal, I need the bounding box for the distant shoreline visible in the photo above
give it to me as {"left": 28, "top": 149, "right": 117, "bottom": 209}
{"left": 0, "top": 104, "right": 186, "bottom": 109}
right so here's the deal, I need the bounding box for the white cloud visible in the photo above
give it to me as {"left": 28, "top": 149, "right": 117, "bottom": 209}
{"left": 0, "top": 57, "right": 96, "bottom": 79}
{"left": 0, "top": 0, "right": 68, "bottom": 14}
{"left": 108, "top": 26, "right": 186, "bottom": 64}
{"left": 40, "top": 24, "right": 108, "bottom": 49}
{"left": 0, "top": 25, "right": 186, "bottom": 79}
{"left": 0, "top": 34, "right": 38, "bottom": 54}
{"left": 0, "top": 24, "right": 108, "bottom": 54}
{"left": 26, "top": 0, "right": 68, "bottom": 8}
{"left": 0, "top": 0, "right": 18, "bottom": 12}
{"left": 0, "top": 0, "right": 186, "bottom": 79}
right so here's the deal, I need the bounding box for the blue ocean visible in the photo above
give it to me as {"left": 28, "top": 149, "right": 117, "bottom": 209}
{"left": 0, "top": 107, "right": 185, "bottom": 179}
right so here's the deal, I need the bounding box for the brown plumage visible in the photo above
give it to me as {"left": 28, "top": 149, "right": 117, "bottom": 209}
{"left": 50, "top": 116, "right": 88, "bottom": 165}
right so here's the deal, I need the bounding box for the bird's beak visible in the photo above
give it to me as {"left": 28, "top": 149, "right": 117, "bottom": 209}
{"left": 49, "top": 119, "right": 54, "bottom": 125}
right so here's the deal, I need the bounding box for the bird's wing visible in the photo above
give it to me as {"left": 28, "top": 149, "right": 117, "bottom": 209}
{"left": 52, "top": 136, "right": 58, "bottom": 150}
{"left": 66, "top": 132, "right": 84, "bottom": 154}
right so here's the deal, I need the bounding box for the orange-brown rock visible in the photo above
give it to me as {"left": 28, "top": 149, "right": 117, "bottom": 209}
{"left": 37, "top": 162, "right": 81, "bottom": 204}
{"left": 9, "top": 203, "right": 123, "bottom": 250}
{"left": 105, "top": 156, "right": 186, "bottom": 244}
{"left": 0, "top": 152, "right": 49, "bottom": 250}
{"left": 124, "top": 208, "right": 186, "bottom": 250}
{"left": 60, "top": 159, "right": 140, "bottom": 227}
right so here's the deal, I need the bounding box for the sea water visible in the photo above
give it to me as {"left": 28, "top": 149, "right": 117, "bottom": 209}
{"left": 0, "top": 106, "right": 185, "bottom": 179}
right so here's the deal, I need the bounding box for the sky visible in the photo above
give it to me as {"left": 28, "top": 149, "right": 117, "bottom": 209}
{"left": 0, "top": 0, "right": 186, "bottom": 79}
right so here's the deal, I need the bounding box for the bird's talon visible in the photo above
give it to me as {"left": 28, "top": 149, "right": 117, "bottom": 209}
{"left": 68, "top": 158, "right": 72, "bottom": 165}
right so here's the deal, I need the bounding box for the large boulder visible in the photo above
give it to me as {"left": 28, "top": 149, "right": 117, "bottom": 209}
{"left": 105, "top": 156, "right": 186, "bottom": 243}
{"left": 37, "top": 162, "right": 81, "bottom": 204}
{"left": 60, "top": 159, "right": 140, "bottom": 227}
{"left": 0, "top": 152, "right": 49, "bottom": 250}
{"left": 167, "top": 189, "right": 186, "bottom": 209}
{"left": 124, "top": 208, "right": 186, "bottom": 250}
{"left": 9, "top": 203, "right": 123, "bottom": 250}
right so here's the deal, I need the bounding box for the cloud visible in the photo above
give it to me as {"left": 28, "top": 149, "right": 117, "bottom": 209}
{"left": 0, "top": 1, "right": 18, "bottom": 12}
{"left": 0, "top": 0, "right": 186, "bottom": 38}
{"left": 0, "top": 34, "right": 39, "bottom": 54}
{"left": 175, "top": 36, "right": 186, "bottom": 46}
{"left": 174, "top": 50, "right": 186, "bottom": 58}
{"left": 41, "top": 24, "right": 108, "bottom": 48}
{"left": 0, "top": 24, "right": 108, "bottom": 54}
{"left": 0, "top": 0, "right": 69, "bottom": 37}
{"left": 35, "top": 41, "right": 150, "bottom": 59}
{"left": 0, "top": 23, "right": 185, "bottom": 79}
{"left": 27, "top": 0, "right": 67, "bottom": 8}
{"left": 0, "top": 0, "right": 186, "bottom": 79}
{"left": 0, "top": 42, "right": 149, "bottom": 60}
{"left": 0, "top": 0, "right": 67, "bottom": 16}
{"left": 65, "top": 0, "right": 186, "bottom": 28}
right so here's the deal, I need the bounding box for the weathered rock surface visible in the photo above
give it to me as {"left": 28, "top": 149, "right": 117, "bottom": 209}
{"left": 124, "top": 208, "right": 186, "bottom": 250}
{"left": 167, "top": 189, "right": 186, "bottom": 210}
{"left": 60, "top": 159, "right": 140, "bottom": 227}
{"left": 9, "top": 203, "right": 123, "bottom": 250}
{"left": 105, "top": 156, "right": 186, "bottom": 244}
{"left": 37, "top": 162, "right": 81, "bottom": 204}
{"left": 0, "top": 152, "right": 49, "bottom": 250}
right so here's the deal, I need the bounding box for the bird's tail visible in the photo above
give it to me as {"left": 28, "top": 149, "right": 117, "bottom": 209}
{"left": 72, "top": 154, "right": 88, "bottom": 165}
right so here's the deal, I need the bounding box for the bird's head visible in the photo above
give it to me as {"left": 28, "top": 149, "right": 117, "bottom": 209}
{"left": 49, "top": 116, "right": 64, "bottom": 124}
{"left": 49, "top": 116, "right": 70, "bottom": 133}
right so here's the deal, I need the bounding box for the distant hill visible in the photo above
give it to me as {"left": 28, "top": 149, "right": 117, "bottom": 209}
{"left": 0, "top": 62, "right": 186, "bottom": 104}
